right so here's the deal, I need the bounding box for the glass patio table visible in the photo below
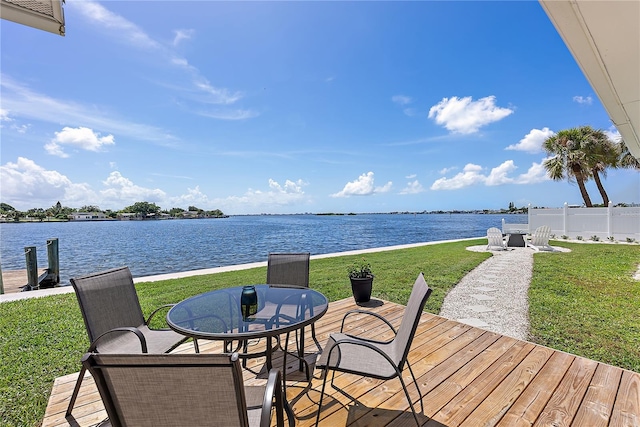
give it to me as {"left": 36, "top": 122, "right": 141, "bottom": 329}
{"left": 166, "top": 284, "right": 329, "bottom": 373}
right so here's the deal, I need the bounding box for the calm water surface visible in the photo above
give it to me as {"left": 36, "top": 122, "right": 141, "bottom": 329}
{"left": 0, "top": 213, "right": 524, "bottom": 285}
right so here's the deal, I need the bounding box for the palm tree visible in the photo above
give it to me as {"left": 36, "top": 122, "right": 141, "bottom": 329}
{"left": 619, "top": 140, "right": 640, "bottom": 171}
{"left": 543, "top": 127, "right": 594, "bottom": 207}
{"left": 581, "top": 127, "right": 618, "bottom": 206}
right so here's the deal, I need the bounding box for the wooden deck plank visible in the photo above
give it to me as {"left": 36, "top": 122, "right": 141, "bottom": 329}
{"left": 533, "top": 356, "right": 598, "bottom": 427}
{"left": 496, "top": 350, "right": 575, "bottom": 427}
{"left": 41, "top": 297, "right": 640, "bottom": 427}
{"left": 459, "top": 345, "right": 554, "bottom": 426}
{"left": 572, "top": 363, "right": 623, "bottom": 427}
{"left": 609, "top": 369, "right": 640, "bottom": 427}
{"left": 426, "top": 341, "right": 536, "bottom": 426}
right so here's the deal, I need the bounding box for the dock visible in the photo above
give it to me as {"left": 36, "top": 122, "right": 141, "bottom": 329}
{"left": 1, "top": 268, "right": 47, "bottom": 294}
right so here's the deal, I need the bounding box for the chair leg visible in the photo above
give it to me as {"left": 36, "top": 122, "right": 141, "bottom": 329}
{"left": 65, "top": 366, "right": 86, "bottom": 418}
{"left": 193, "top": 338, "right": 200, "bottom": 353}
{"left": 397, "top": 370, "right": 421, "bottom": 426}
{"left": 406, "top": 360, "right": 424, "bottom": 413}
{"left": 315, "top": 368, "right": 330, "bottom": 426}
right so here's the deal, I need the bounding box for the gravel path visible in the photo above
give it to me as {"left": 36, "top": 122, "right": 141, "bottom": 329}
{"left": 439, "top": 245, "right": 569, "bottom": 341}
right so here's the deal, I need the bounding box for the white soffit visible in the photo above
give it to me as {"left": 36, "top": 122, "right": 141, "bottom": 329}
{"left": 540, "top": 0, "right": 640, "bottom": 159}
{"left": 0, "top": 0, "right": 65, "bottom": 36}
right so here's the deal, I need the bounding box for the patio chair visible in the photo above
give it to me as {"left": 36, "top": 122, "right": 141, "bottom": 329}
{"left": 82, "top": 352, "right": 286, "bottom": 427}
{"left": 315, "top": 272, "right": 432, "bottom": 426}
{"left": 527, "top": 225, "right": 554, "bottom": 251}
{"left": 266, "top": 252, "right": 320, "bottom": 348}
{"left": 66, "top": 266, "right": 193, "bottom": 418}
{"left": 245, "top": 252, "right": 317, "bottom": 377}
{"left": 486, "top": 227, "right": 507, "bottom": 250}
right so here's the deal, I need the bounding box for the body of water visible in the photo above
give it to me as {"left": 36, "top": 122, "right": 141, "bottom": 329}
{"left": 0, "top": 213, "right": 525, "bottom": 285}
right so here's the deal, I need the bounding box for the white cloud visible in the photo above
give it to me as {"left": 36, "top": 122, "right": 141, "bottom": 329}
{"left": 430, "top": 163, "right": 486, "bottom": 190}
{"left": 430, "top": 159, "right": 549, "bottom": 190}
{"left": 196, "top": 108, "right": 259, "bottom": 120}
{"left": 0, "top": 108, "right": 29, "bottom": 133}
{"left": 73, "top": 1, "right": 162, "bottom": 51}
{"left": 573, "top": 95, "right": 593, "bottom": 105}
{"left": 428, "top": 96, "right": 513, "bottom": 134}
{"left": 405, "top": 174, "right": 417, "bottom": 179}
{"left": 399, "top": 180, "right": 425, "bottom": 194}
{"left": 0, "top": 108, "right": 11, "bottom": 122}
{"left": 604, "top": 126, "right": 622, "bottom": 142}
{"left": 486, "top": 161, "right": 517, "bottom": 186}
{"left": 515, "top": 159, "right": 551, "bottom": 184}
{"left": 392, "top": 95, "right": 417, "bottom": 116}
{"left": 173, "top": 29, "right": 195, "bottom": 46}
{"left": 439, "top": 166, "right": 457, "bottom": 175}
{"left": 506, "top": 127, "right": 555, "bottom": 153}
{"left": 331, "top": 172, "right": 392, "bottom": 197}
{"left": 45, "top": 127, "right": 115, "bottom": 158}
{"left": 392, "top": 95, "right": 412, "bottom": 106}
{"left": 0, "top": 157, "right": 96, "bottom": 209}
{"left": 100, "top": 171, "right": 167, "bottom": 206}
{"left": 168, "top": 186, "right": 210, "bottom": 207}
{"left": 1, "top": 75, "right": 179, "bottom": 146}
{"left": 72, "top": 1, "right": 244, "bottom": 109}
{"left": 218, "top": 179, "right": 308, "bottom": 209}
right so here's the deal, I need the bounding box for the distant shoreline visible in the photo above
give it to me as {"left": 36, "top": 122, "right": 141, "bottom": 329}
{"left": 0, "top": 210, "right": 527, "bottom": 224}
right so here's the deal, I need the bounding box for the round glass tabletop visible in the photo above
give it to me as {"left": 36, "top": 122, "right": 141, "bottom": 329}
{"left": 166, "top": 284, "right": 328, "bottom": 341}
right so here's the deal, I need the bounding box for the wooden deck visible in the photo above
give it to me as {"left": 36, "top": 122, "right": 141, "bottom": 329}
{"left": 43, "top": 297, "right": 640, "bottom": 426}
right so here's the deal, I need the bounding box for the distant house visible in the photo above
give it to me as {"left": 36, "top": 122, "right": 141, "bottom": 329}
{"left": 68, "top": 212, "right": 107, "bottom": 221}
{"left": 182, "top": 211, "right": 202, "bottom": 219}
{"left": 117, "top": 212, "right": 139, "bottom": 221}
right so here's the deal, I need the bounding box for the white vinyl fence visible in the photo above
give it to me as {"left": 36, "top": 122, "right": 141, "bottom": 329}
{"left": 502, "top": 203, "right": 640, "bottom": 242}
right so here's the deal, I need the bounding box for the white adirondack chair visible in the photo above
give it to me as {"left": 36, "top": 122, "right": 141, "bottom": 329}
{"left": 486, "top": 227, "right": 506, "bottom": 251}
{"left": 527, "top": 225, "right": 553, "bottom": 251}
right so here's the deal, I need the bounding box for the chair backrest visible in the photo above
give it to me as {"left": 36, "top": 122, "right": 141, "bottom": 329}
{"left": 487, "top": 227, "right": 503, "bottom": 247}
{"left": 83, "top": 352, "right": 250, "bottom": 427}
{"left": 531, "top": 225, "right": 551, "bottom": 245}
{"left": 266, "top": 252, "right": 310, "bottom": 288}
{"left": 392, "top": 273, "right": 432, "bottom": 369}
{"left": 71, "top": 266, "right": 145, "bottom": 345}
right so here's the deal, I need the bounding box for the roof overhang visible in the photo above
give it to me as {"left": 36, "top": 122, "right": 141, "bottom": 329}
{"left": 0, "top": 0, "right": 65, "bottom": 36}
{"left": 539, "top": 0, "right": 640, "bottom": 160}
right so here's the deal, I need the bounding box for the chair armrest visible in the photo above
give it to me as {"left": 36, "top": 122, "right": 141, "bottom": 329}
{"left": 340, "top": 309, "right": 397, "bottom": 335}
{"left": 88, "top": 327, "right": 148, "bottom": 353}
{"left": 145, "top": 303, "right": 176, "bottom": 330}
{"left": 261, "top": 368, "right": 285, "bottom": 427}
{"left": 323, "top": 337, "right": 398, "bottom": 371}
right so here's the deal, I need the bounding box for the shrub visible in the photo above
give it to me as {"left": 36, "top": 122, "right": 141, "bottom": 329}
{"left": 347, "top": 258, "right": 373, "bottom": 279}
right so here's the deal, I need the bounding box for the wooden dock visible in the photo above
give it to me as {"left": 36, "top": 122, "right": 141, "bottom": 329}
{"left": 43, "top": 297, "right": 640, "bottom": 426}
{"left": 1, "top": 268, "right": 46, "bottom": 294}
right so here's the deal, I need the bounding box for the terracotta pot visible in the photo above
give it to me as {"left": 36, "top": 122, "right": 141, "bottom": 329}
{"left": 349, "top": 276, "right": 373, "bottom": 303}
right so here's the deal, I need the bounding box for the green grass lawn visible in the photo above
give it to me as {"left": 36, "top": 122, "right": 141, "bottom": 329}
{"left": 528, "top": 241, "right": 640, "bottom": 373}
{"left": 0, "top": 239, "right": 638, "bottom": 426}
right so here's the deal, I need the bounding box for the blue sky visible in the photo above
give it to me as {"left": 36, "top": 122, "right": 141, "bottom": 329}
{"left": 1, "top": 1, "right": 638, "bottom": 215}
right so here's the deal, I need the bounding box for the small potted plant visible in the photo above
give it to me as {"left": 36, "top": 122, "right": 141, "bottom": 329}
{"left": 347, "top": 258, "right": 374, "bottom": 303}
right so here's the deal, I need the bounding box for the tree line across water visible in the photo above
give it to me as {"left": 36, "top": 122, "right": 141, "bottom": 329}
{"left": 0, "top": 201, "right": 226, "bottom": 222}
